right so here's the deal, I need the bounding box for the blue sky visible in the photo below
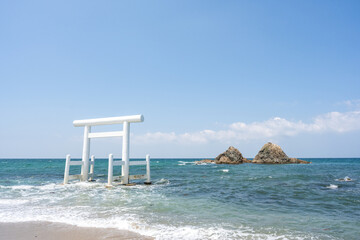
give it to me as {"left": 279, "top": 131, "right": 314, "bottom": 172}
{"left": 1, "top": 1, "right": 359, "bottom": 158}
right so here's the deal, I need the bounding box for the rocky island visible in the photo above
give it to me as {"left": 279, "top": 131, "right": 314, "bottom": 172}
{"left": 252, "top": 142, "right": 310, "bottom": 164}
{"left": 195, "top": 142, "right": 310, "bottom": 165}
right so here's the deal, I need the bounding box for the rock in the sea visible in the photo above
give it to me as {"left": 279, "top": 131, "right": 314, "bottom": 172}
{"left": 253, "top": 142, "right": 310, "bottom": 164}
{"left": 289, "top": 158, "right": 311, "bottom": 164}
{"left": 195, "top": 146, "right": 249, "bottom": 165}
{"left": 243, "top": 158, "right": 253, "bottom": 163}
{"left": 194, "top": 159, "right": 215, "bottom": 165}
{"left": 215, "top": 146, "right": 247, "bottom": 164}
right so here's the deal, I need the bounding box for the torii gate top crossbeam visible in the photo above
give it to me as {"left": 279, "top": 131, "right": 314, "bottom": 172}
{"left": 73, "top": 114, "right": 144, "bottom": 127}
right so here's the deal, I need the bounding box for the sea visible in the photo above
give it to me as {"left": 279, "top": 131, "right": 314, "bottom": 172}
{"left": 0, "top": 158, "right": 359, "bottom": 240}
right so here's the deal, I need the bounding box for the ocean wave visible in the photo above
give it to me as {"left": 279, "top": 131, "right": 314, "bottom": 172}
{"left": 7, "top": 185, "right": 34, "bottom": 190}
{"left": 0, "top": 183, "right": 339, "bottom": 240}
{"left": 136, "top": 224, "right": 327, "bottom": 240}
{"left": 0, "top": 215, "right": 330, "bottom": 240}
{"left": 326, "top": 184, "right": 338, "bottom": 189}
{"left": 178, "top": 161, "right": 196, "bottom": 166}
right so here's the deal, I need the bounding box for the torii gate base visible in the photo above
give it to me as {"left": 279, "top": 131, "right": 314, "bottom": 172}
{"left": 63, "top": 115, "right": 151, "bottom": 186}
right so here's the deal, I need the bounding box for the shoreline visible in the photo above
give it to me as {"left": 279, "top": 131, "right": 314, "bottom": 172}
{"left": 0, "top": 221, "right": 153, "bottom": 240}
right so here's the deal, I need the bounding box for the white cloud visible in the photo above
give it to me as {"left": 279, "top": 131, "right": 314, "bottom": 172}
{"left": 133, "top": 111, "right": 360, "bottom": 144}
{"left": 338, "top": 99, "right": 360, "bottom": 109}
{"left": 312, "top": 111, "right": 360, "bottom": 132}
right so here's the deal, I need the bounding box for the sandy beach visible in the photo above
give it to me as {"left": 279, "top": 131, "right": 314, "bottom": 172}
{"left": 0, "top": 221, "right": 153, "bottom": 240}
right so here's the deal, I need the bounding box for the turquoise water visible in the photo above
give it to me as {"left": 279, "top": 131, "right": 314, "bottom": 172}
{"left": 0, "top": 158, "right": 359, "bottom": 239}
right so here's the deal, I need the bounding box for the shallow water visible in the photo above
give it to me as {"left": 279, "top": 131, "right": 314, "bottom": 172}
{"left": 0, "top": 158, "right": 359, "bottom": 239}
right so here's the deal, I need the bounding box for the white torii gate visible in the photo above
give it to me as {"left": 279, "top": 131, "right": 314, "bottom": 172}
{"left": 63, "top": 114, "right": 151, "bottom": 185}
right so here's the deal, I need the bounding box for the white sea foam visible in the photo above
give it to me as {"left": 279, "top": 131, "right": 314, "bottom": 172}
{"left": 197, "top": 162, "right": 215, "bottom": 165}
{"left": 155, "top": 178, "right": 170, "bottom": 185}
{"left": 222, "top": 169, "right": 229, "bottom": 173}
{"left": 326, "top": 184, "right": 338, "bottom": 189}
{"left": 0, "top": 199, "right": 29, "bottom": 205}
{"left": 336, "top": 176, "right": 353, "bottom": 182}
{"left": 9, "top": 185, "right": 34, "bottom": 190}
{"left": 178, "top": 161, "right": 195, "bottom": 166}
{"left": 0, "top": 209, "right": 319, "bottom": 240}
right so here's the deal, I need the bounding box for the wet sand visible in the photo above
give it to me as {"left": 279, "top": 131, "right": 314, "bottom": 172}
{"left": 0, "top": 221, "right": 153, "bottom": 240}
